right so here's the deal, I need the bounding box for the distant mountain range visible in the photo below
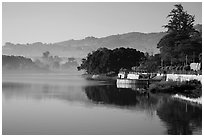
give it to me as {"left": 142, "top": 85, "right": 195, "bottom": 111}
{"left": 3, "top": 24, "right": 201, "bottom": 58}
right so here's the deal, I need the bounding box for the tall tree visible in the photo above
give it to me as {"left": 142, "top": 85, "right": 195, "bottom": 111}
{"left": 157, "top": 4, "right": 201, "bottom": 65}
{"left": 164, "top": 4, "right": 195, "bottom": 35}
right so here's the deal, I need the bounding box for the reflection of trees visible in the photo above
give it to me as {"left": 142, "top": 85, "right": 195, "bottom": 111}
{"left": 84, "top": 85, "right": 159, "bottom": 109}
{"left": 85, "top": 85, "right": 202, "bottom": 134}
{"left": 3, "top": 82, "right": 31, "bottom": 89}
{"left": 85, "top": 85, "right": 138, "bottom": 106}
{"left": 157, "top": 99, "right": 202, "bottom": 135}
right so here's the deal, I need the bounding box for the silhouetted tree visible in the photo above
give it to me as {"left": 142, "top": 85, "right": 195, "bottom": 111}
{"left": 157, "top": 4, "right": 201, "bottom": 65}
{"left": 78, "top": 47, "right": 146, "bottom": 74}
{"left": 164, "top": 4, "right": 195, "bottom": 35}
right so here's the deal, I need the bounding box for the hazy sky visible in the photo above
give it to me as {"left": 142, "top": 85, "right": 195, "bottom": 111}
{"left": 2, "top": 2, "right": 202, "bottom": 44}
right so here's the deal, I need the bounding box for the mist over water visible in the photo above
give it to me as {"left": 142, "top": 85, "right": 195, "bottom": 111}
{"left": 2, "top": 72, "right": 202, "bottom": 135}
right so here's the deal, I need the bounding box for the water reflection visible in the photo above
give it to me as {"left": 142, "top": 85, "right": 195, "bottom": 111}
{"left": 84, "top": 85, "right": 202, "bottom": 134}
{"left": 3, "top": 82, "right": 31, "bottom": 90}
{"left": 85, "top": 85, "right": 157, "bottom": 107}
{"left": 157, "top": 99, "right": 202, "bottom": 134}
{"left": 2, "top": 78, "right": 202, "bottom": 135}
{"left": 116, "top": 82, "right": 148, "bottom": 90}
{"left": 2, "top": 82, "right": 88, "bottom": 103}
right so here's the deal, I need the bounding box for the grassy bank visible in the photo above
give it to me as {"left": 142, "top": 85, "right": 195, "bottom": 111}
{"left": 148, "top": 80, "right": 202, "bottom": 98}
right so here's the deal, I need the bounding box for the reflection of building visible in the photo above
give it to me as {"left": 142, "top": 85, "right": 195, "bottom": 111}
{"left": 117, "top": 70, "right": 163, "bottom": 87}
{"left": 116, "top": 81, "right": 147, "bottom": 91}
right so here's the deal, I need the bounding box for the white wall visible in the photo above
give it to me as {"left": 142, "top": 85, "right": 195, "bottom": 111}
{"left": 127, "top": 73, "right": 139, "bottom": 79}
{"left": 166, "top": 74, "right": 202, "bottom": 82}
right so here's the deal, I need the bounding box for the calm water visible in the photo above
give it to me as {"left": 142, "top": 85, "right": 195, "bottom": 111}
{"left": 2, "top": 73, "right": 202, "bottom": 135}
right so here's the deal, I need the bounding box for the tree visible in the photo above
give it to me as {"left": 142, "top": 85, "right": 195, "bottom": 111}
{"left": 157, "top": 4, "right": 201, "bottom": 65}
{"left": 142, "top": 54, "right": 161, "bottom": 72}
{"left": 43, "top": 51, "right": 50, "bottom": 59}
{"left": 164, "top": 4, "right": 195, "bottom": 35}
{"left": 78, "top": 47, "right": 146, "bottom": 74}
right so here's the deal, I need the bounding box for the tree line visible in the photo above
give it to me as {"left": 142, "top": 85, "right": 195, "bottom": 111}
{"left": 2, "top": 52, "right": 79, "bottom": 72}
{"left": 2, "top": 55, "right": 38, "bottom": 70}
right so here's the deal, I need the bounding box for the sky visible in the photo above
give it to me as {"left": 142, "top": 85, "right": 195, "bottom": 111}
{"left": 2, "top": 2, "right": 202, "bottom": 44}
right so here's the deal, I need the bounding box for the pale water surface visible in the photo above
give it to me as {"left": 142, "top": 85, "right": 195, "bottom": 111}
{"left": 2, "top": 73, "right": 202, "bottom": 135}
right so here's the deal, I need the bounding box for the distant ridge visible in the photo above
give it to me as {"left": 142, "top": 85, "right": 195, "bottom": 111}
{"left": 3, "top": 24, "right": 201, "bottom": 58}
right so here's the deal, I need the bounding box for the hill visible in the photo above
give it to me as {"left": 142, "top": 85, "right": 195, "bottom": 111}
{"left": 2, "top": 24, "right": 201, "bottom": 58}
{"left": 2, "top": 32, "right": 166, "bottom": 58}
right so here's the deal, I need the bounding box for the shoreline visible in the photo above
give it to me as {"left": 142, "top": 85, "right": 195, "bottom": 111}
{"left": 172, "top": 94, "right": 202, "bottom": 104}
{"left": 148, "top": 80, "right": 201, "bottom": 97}
{"left": 82, "top": 73, "right": 202, "bottom": 104}
{"left": 4, "top": 71, "right": 202, "bottom": 105}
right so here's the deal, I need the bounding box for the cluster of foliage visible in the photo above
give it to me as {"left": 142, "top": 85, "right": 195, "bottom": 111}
{"left": 35, "top": 51, "right": 78, "bottom": 70}
{"left": 35, "top": 51, "right": 62, "bottom": 69}
{"left": 157, "top": 4, "right": 202, "bottom": 66}
{"left": 78, "top": 47, "right": 146, "bottom": 74}
{"left": 139, "top": 53, "right": 161, "bottom": 72}
{"left": 61, "top": 57, "right": 78, "bottom": 69}
{"left": 2, "top": 55, "right": 38, "bottom": 70}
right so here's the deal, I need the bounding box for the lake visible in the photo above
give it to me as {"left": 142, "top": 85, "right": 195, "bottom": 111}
{"left": 2, "top": 72, "right": 202, "bottom": 135}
